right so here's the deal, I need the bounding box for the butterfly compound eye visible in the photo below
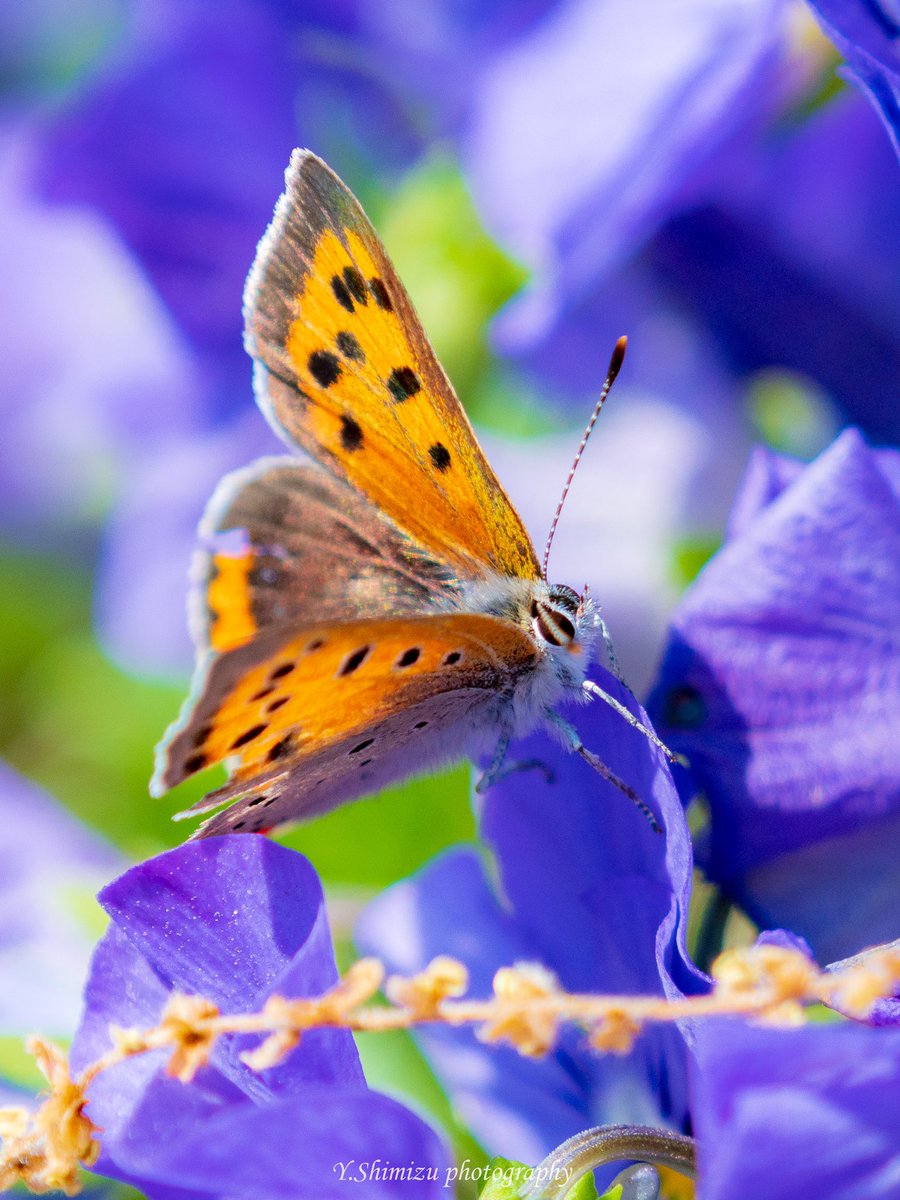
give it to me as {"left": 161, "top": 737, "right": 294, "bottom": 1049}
{"left": 548, "top": 584, "right": 579, "bottom": 615}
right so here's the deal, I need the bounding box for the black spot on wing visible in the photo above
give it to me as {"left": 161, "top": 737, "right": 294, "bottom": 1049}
{"left": 336, "top": 331, "right": 365, "bottom": 362}
{"left": 397, "top": 647, "right": 421, "bottom": 667}
{"left": 443, "top": 651, "right": 462, "bottom": 665}
{"left": 343, "top": 266, "right": 368, "bottom": 304}
{"left": 370, "top": 277, "right": 392, "bottom": 310}
{"left": 267, "top": 734, "right": 296, "bottom": 762}
{"left": 387, "top": 366, "right": 421, "bottom": 403}
{"left": 350, "top": 738, "right": 374, "bottom": 755}
{"left": 340, "top": 414, "right": 364, "bottom": 452}
{"left": 270, "top": 662, "right": 295, "bottom": 680}
{"left": 184, "top": 752, "right": 207, "bottom": 774}
{"left": 331, "top": 274, "right": 354, "bottom": 313}
{"left": 231, "top": 724, "right": 268, "bottom": 750}
{"left": 428, "top": 443, "right": 451, "bottom": 472}
{"left": 309, "top": 350, "right": 341, "bottom": 387}
{"left": 339, "top": 645, "right": 371, "bottom": 676}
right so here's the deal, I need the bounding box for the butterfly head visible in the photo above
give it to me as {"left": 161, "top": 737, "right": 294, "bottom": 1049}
{"left": 530, "top": 582, "right": 596, "bottom": 652}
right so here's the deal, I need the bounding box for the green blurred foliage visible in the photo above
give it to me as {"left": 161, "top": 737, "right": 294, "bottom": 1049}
{"left": 747, "top": 368, "right": 839, "bottom": 459}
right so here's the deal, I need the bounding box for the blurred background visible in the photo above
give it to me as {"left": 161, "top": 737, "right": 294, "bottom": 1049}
{"left": 1, "top": 0, "right": 898, "bottom": 1130}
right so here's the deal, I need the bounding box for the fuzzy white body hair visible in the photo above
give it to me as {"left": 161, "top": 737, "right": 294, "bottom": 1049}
{"left": 455, "top": 571, "right": 599, "bottom": 745}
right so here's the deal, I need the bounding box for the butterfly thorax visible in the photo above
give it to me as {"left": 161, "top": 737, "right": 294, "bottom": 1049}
{"left": 459, "top": 574, "right": 597, "bottom": 711}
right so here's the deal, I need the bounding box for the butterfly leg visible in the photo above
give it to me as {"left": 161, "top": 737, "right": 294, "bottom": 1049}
{"left": 596, "top": 611, "right": 628, "bottom": 686}
{"left": 544, "top": 710, "right": 661, "bottom": 834}
{"left": 475, "top": 733, "right": 555, "bottom": 793}
{"left": 581, "top": 679, "right": 685, "bottom": 767}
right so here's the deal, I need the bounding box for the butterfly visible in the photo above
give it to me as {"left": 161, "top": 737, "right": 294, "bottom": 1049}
{"left": 152, "top": 150, "right": 674, "bottom": 838}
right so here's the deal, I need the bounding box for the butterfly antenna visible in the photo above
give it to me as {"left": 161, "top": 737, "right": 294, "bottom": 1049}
{"left": 542, "top": 336, "right": 628, "bottom": 579}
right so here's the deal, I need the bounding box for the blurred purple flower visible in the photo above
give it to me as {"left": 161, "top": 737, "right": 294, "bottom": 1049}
{"left": 358, "top": 671, "right": 704, "bottom": 1168}
{"left": 647, "top": 90, "right": 900, "bottom": 441}
{"left": 497, "top": 84, "right": 900, "bottom": 443}
{"left": 647, "top": 429, "right": 900, "bottom": 964}
{"left": 691, "top": 1018, "right": 900, "bottom": 1199}
{"left": 0, "top": 763, "right": 120, "bottom": 1037}
{"left": 72, "top": 836, "right": 448, "bottom": 1199}
{"left": 470, "top": 0, "right": 797, "bottom": 339}
{"left": 806, "top": 0, "right": 900, "bottom": 156}
{"left": 34, "top": 0, "right": 421, "bottom": 404}
{"left": 0, "top": 125, "right": 199, "bottom": 529}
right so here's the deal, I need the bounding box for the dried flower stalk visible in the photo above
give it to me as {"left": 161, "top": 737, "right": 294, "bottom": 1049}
{"left": 2, "top": 941, "right": 898, "bottom": 1195}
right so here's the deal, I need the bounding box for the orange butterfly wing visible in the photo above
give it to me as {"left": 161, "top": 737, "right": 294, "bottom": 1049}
{"left": 245, "top": 149, "right": 541, "bottom": 583}
{"left": 153, "top": 612, "right": 539, "bottom": 834}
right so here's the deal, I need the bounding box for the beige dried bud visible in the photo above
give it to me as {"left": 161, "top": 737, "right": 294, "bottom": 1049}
{"left": 158, "top": 994, "right": 221, "bottom": 1083}
{"left": 755, "top": 999, "right": 808, "bottom": 1027}
{"left": 479, "top": 963, "right": 560, "bottom": 1057}
{"left": 236, "top": 995, "right": 306, "bottom": 1071}
{"left": 0, "top": 1106, "right": 29, "bottom": 1139}
{"left": 589, "top": 1009, "right": 642, "bottom": 1054}
{"left": 386, "top": 956, "right": 469, "bottom": 1016}
{"left": 826, "top": 946, "right": 900, "bottom": 1018}
{"left": 331, "top": 958, "right": 386, "bottom": 1011}
{"left": 110, "top": 1025, "right": 151, "bottom": 1056}
{"left": 241, "top": 1028, "right": 302, "bottom": 1073}
{"left": 0, "top": 1037, "right": 101, "bottom": 1195}
{"left": 712, "top": 944, "right": 817, "bottom": 1006}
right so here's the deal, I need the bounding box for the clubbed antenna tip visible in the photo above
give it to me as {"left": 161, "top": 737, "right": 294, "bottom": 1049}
{"left": 542, "top": 336, "right": 628, "bottom": 579}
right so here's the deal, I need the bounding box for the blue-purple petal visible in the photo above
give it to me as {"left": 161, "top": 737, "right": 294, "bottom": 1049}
{"left": 648, "top": 430, "right": 900, "bottom": 962}
{"left": 806, "top": 0, "right": 900, "bottom": 157}
{"left": 692, "top": 1019, "right": 900, "bottom": 1200}
{"left": 72, "top": 837, "right": 449, "bottom": 1196}
{"left": 360, "top": 671, "right": 704, "bottom": 1162}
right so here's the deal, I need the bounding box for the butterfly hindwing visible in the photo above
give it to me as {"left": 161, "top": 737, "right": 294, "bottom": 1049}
{"left": 196, "top": 456, "right": 459, "bottom": 654}
{"left": 184, "top": 689, "right": 497, "bottom": 837}
{"left": 245, "top": 150, "right": 541, "bottom": 583}
{"left": 153, "top": 612, "right": 539, "bottom": 831}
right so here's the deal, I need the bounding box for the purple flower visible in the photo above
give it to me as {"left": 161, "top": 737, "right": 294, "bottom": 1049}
{"left": 0, "top": 124, "right": 200, "bottom": 530}
{"left": 647, "top": 430, "right": 900, "bottom": 963}
{"left": 358, "top": 671, "right": 705, "bottom": 1168}
{"left": 691, "top": 1018, "right": 900, "bottom": 1199}
{"left": 646, "top": 90, "right": 900, "bottom": 443}
{"left": 35, "top": 0, "right": 418, "bottom": 401}
{"left": 498, "top": 84, "right": 900, "bottom": 444}
{"left": 72, "top": 836, "right": 448, "bottom": 1199}
{"left": 466, "top": 0, "right": 796, "bottom": 340}
{"left": 806, "top": 0, "right": 900, "bottom": 157}
{"left": 0, "top": 763, "right": 120, "bottom": 1037}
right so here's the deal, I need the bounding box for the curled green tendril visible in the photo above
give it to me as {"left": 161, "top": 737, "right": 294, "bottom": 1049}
{"left": 519, "top": 1123, "right": 696, "bottom": 1199}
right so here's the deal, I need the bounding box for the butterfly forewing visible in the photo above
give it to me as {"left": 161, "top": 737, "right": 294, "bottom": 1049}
{"left": 245, "top": 150, "right": 541, "bottom": 583}
{"left": 195, "top": 457, "right": 459, "bottom": 654}
{"left": 154, "top": 612, "right": 539, "bottom": 832}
